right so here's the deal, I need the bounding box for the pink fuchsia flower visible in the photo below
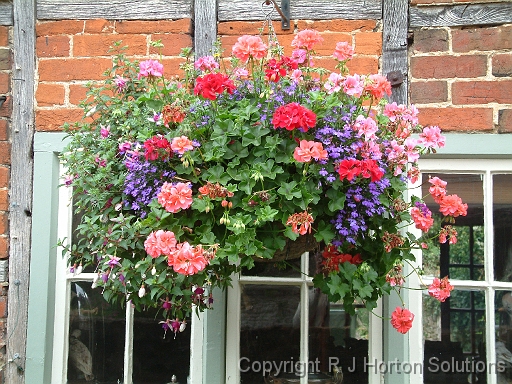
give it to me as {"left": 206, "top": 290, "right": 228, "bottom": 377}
{"left": 114, "top": 75, "right": 128, "bottom": 92}
{"left": 438, "top": 194, "right": 468, "bottom": 217}
{"left": 194, "top": 55, "right": 219, "bottom": 72}
{"left": 324, "top": 72, "right": 343, "bottom": 94}
{"left": 171, "top": 136, "right": 194, "bottom": 155}
{"left": 169, "top": 242, "right": 208, "bottom": 276}
{"left": 428, "top": 276, "right": 454, "bottom": 302}
{"left": 333, "top": 41, "right": 354, "bottom": 61}
{"left": 365, "top": 74, "right": 392, "bottom": 99}
{"left": 95, "top": 156, "right": 106, "bottom": 167}
{"left": 232, "top": 35, "right": 267, "bottom": 62}
{"left": 158, "top": 182, "right": 193, "bottom": 213}
{"left": 391, "top": 307, "right": 414, "bottom": 334}
{"left": 291, "top": 29, "right": 323, "bottom": 51}
{"left": 286, "top": 210, "right": 314, "bottom": 235}
{"left": 428, "top": 176, "right": 447, "bottom": 203}
{"left": 343, "top": 74, "right": 364, "bottom": 97}
{"left": 411, "top": 205, "right": 434, "bottom": 232}
{"left": 118, "top": 141, "right": 132, "bottom": 153}
{"left": 293, "top": 140, "right": 328, "bottom": 163}
{"left": 100, "top": 124, "right": 110, "bottom": 138}
{"left": 138, "top": 59, "right": 164, "bottom": 79}
{"left": 64, "top": 174, "right": 75, "bottom": 186}
{"left": 105, "top": 255, "right": 121, "bottom": 268}
{"left": 419, "top": 126, "right": 445, "bottom": 149}
{"left": 272, "top": 102, "right": 316, "bottom": 132}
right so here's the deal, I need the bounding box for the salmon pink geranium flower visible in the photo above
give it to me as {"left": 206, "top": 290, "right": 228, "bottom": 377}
{"left": 391, "top": 307, "right": 414, "bottom": 334}
{"left": 158, "top": 182, "right": 193, "bottom": 213}
{"left": 232, "top": 35, "right": 267, "bottom": 62}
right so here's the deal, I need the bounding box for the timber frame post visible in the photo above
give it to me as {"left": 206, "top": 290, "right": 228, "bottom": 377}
{"left": 6, "top": 0, "right": 36, "bottom": 382}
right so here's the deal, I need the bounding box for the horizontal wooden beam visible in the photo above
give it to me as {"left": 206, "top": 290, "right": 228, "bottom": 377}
{"left": 410, "top": 2, "right": 512, "bottom": 27}
{"left": 218, "top": 0, "right": 382, "bottom": 21}
{"left": 0, "top": 1, "right": 13, "bottom": 26}
{"left": 37, "top": 0, "right": 192, "bottom": 20}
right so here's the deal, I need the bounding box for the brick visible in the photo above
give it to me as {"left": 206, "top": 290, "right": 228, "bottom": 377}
{"left": 0, "top": 120, "right": 7, "bottom": 141}
{"left": 418, "top": 107, "right": 493, "bottom": 132}
{"left": 453, "top": 25, "right": 512, "bottom": 52}
{"left": 354, "top": 32, "right": 382, "bottom": 55}
{"left": 410, "top": 81, "right": 448, "bottom": 104}
{"left": 74, "top": 34, "right": 147, "bottom": 57}
{"left": 452, "top": 80, "right": 512, "bottom": 104}
{"left": 0, "top": 237, "right": 8, "bottom": 259}
{"left": 0, "top": 96, "right": 10, "bottom": 118}
{"left": 492, "top": 54, "right": 512, "bottom": 77}
{"left": 69, "top": 84, "right": 89, "bottom": 106}
{"left": 38, "top": 58, "right": 112, "bottom": 81}
{"left": 498, "top": 109, "right": 512, "bottom": 133}
{"left": 0, "top": 214, "right": 6, "bottom": 239}
{"left": 160, "top": 57, "right": 186, "bottom": 78}
{"left": 313, "top": 56, "right": 379, "bottom": 74}
{"left": 413, "top": 28, "right": 449, "bottom": 52}
{"left": 0, "top": 190, "right": 7, "bottom": 211}
{"left": 116, "top": 19, "right": 192, "bottom": 34}
{"left": 84, "top": 19, "right": 115, "bottom": 34}
{"left": 36, "top": 83, "right": 65, "bottom": 107}
{"left": 0, "top": 27, "right": 8, "bottom": 46}
{"left": 36, "top": 35, "right": 70, "bottom": 58}
{"left": 0, "top": 166, "right": 9, "bottom": 188}
{"left": 35, "top": 108, "right": 85, "bottom": 131}
{"left": 0, "top": 142, "right": 10, "bottom": 165}
{"left": 0, "top": 48, "right": 11, "bottom": 71}
{"left": 0, "top": 296, "right": 6, "bottom": 318}
{"left": 0, "top": 73, "right": 9, "bottom": 94}
{"left": 297, "top": 19, "right": 377, "bottom": 33}
{"left": 410, "top": 55, "right": 487, "bottom": 79}
{"left": 150, "top": 34, "right": 193, "bottom": 56}
{"left": 36, "top": 20, "right": 84, "bottom": 36}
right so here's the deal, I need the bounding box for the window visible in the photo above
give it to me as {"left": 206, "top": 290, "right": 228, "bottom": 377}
{"left": 226, "top": 252, "right": 382, "bottom": 384}
{"left": 412, "top": 158, "right": 512, "bottom": 384}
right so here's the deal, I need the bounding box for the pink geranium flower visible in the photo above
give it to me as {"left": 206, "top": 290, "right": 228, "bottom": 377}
{"left": 171, "top": 136, "right": 194, "bottom": 155}
{"left": 293, "top": 140, "right": 328, "bottom": 163}
{"left": 419, "top": 126, "right": 445, "bottom": 149}
{"left": 411, "top": 205, "right": 434, "bottom": 232}
{"left": 138, "top": 59, "right": 164, "bottom": 79}
{"left": 194, "top": 56, "right": 219, "bottom": 72}
{"left": 291, "top": 29, "right": 323, "bottom": 50}
{"left": 365, "top": 74, "right": 392, "bottom": 99}
{"left": 428, "top": 276, "right": 454, "bottom": 302}
{"left": 324, "top": 72, "right": 343, "bottom": 94}
{"left": 439, "top": 194, "right": 468, "bottom": 217}
{"left": 333, "top": 41, "right": 354, "bottom": 61}
{"left": 343, "top": 74, "right": 364, "bottom": 97}
{"left": 157, "top": 182, "right": 193, "bottom": 213}
{"left": 232, "top": 35, "right": 267, "bottom": 62}
{"left": 169, "top": 242, "right": 208, "bottom": 276}
{"left": 391, "top": 307, "right": 414, "bottom": 334}
{"left": 428, "top": 176, "right": 447, "bottom": 203}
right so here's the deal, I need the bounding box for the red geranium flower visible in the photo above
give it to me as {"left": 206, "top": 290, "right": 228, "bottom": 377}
{"left": 272, "top": 102, "right": 316, "bottom": 132}
{"left": 194, "top": 73, "right": 235, "bottom": 100}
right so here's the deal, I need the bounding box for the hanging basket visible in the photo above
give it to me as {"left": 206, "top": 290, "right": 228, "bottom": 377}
{"left": 254, "top": 232, "right": 320, "bottom": 263}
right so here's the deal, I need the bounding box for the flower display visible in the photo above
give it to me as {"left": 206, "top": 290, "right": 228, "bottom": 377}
{"left": 60, "top": 29, "right": 466, "bottom": 335}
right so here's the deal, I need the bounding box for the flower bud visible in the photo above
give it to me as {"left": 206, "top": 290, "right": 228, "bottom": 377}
{"left": 138, "top": 285, "right": 146, "bottom": 298}
{"left": 179, "top": 322, "right": 187, "bottom": 333}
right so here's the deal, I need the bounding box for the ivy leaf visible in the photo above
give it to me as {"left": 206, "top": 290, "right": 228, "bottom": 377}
{"left": 327, "top": 188, "right": 346, "bottom": 212}
{"left": 277, "top": 181, "right": 302, "bottom": 200}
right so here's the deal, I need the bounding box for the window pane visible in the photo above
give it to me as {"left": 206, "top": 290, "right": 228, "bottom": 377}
{"left": 68, "top": 281, "right": 125, "bottom": 383}
{"left": 242, "top": 257, "right": 302, "bottom": 278}
{"left": 493, "top": 174, "right": 512, "bottom": 282}
{"left": 421, "top": 173, "right": 484, "bottom": 281}
{"left": 132, "top": 308, "right": 191, "bottom": 383}
{"left": 495, "top": 291, "right": 512, "bottom": 382}
{"left": 423, "top": 290, "right": 486, "bottom": 384}
{"left": 240, "top": 285, "right": 301, "bottom": 383}
{"left": 309, "top": 290, "right": 368, "bottom": 383}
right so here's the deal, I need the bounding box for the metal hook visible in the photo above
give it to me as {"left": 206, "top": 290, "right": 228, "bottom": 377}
{"left": 262, "top": 0, "right": 290, "bottom": 30}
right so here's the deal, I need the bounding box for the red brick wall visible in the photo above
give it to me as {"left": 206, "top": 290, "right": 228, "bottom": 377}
{"left": 217, "top": 19, "right": 382, "bottom": 74}
{"left": 410, "top": 24, "right": 512, "bottom": 132}
{"left": 35, "top": 19, "right": 193, "bottom": 132}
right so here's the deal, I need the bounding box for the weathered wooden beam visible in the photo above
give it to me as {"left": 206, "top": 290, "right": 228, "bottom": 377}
{"left": 382, "top": 0, "right": 408, "bottom": 105}
{"left": 0, "top": 0, "right": 13, "bottom": 26}
{"left": 411, "top": 2, "right": 512, "bottom": 27}
{"left": 195, "top": 0, "right": 217, "bottom": 59}
{"left": 218, "top": 0, "right": 382, "bottom": 21}
{"left": 6, "top": 0, "right": 36, "bottom": 382}
{"left": 37, "top": 0, "right": 193, "bottom": 20}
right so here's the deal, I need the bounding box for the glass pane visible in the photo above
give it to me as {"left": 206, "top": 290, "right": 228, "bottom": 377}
{"left": 240, "top": 285, "right": 301, "bottom": 383}
{"left": 68, "top": 281, "right": 125, "bottom": 383}
{"left": 132, "top": 308, "right": 190, "bottom": 383}
{"left": 495, "top": 291, "right": 512, "bottom": 382}
{"left": 423, "top": 290, "right": 486, "bottom": 384}
{"left": 493, "top": 174, "right": 512, "bottom": 281}
{"left": 421, "top": 173, "right": 484, "bottom": 281}
{"left": 309, "top": 289, "right": 368, "bottom": 383}
{"left": 242, "top": 257, "right": 302, "bottom": 278}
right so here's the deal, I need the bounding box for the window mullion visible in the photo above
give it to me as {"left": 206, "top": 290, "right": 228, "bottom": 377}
{"left": 124, "top": 303, "right": 134, "bottom": 384}
{"left": 300, "top": 252, "right": 309, "bottom": 384}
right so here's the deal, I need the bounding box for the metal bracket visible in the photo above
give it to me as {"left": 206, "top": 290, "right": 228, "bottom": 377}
{"left": 264, "top": 0, "right": 290, "bottom": 30}
{"left": 386, "top": 70, "right": 404, "bottom": 87}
